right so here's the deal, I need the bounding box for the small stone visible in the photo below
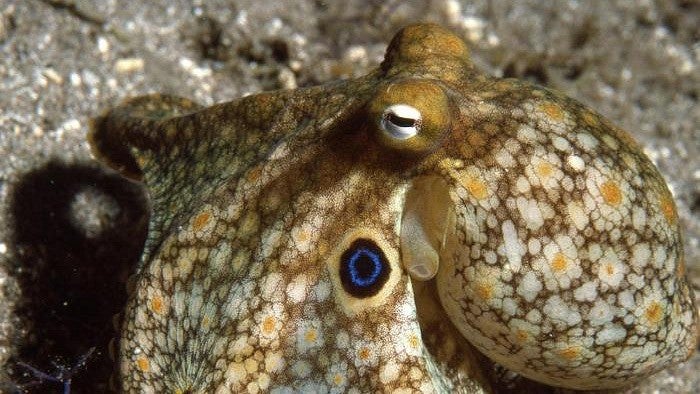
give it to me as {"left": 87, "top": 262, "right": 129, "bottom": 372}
{"left": 115, "top": 58, "right": 145, "bottom": 74}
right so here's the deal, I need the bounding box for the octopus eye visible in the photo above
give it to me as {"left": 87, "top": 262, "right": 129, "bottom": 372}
{"left": 381, "top": 104, "right": 421, "bottom": 140}
{"left": 368, "top": 79, "right": 451, "bottom": 155}
{"left": 339, "top": 239, "right": 391, "bottom": 298}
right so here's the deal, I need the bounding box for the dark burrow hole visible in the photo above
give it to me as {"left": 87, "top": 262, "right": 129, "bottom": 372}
{"left": 5, "top": 161, "right": 148, "bottom": 393}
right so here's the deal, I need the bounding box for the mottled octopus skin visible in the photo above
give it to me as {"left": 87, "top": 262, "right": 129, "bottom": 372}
{"left": 89, "top": 24, "right": 698, "bottom": 392}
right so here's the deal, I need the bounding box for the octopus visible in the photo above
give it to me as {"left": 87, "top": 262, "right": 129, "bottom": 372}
{"left": 88, "top": 24, "right": 698, "bottom": 392}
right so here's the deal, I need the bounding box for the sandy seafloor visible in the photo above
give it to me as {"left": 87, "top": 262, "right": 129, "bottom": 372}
{"left": 0, "top": 0, "right": 698, "bottom": 393}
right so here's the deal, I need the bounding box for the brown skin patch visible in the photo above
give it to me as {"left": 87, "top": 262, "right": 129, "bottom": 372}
{"left": 246, "top": 164, "right": 264, "bottom": 183}
{"left": 600, "top": 180, "right": 622, "bottom": 206}
{"left": 466, "top": 131, "right": 486, "bottom": 148}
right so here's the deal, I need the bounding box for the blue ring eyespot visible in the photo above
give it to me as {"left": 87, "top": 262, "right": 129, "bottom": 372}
{"left": 339, "top": 239, "right": 391, "bottom": 298}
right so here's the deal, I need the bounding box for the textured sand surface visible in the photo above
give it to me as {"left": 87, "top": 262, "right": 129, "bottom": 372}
{"left": 0, "top": 1, "right": 697, "bottom": 392}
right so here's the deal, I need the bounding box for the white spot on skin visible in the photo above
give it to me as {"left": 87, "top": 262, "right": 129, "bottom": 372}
{"left": 618, "top": 290, "right": 635, "bottom": 309}
{"left": 543, "top": 295, "right": 581, "bottom": 327}
{"left": 291, "top": 221, "right": 317, "bottom": 253}
{"left": 588, "top": 299, "right": 615, "bottom": 326}
{"left": 517, "top": 125, "right": 539, "bottom": 143}
{"left": 573, "top": 281, "right": 598, "bottom": 302}
{"left": 261, "top": 273, "right": 284, "bottom": 302}
{"left": 516, "top": 197, "right": 544, "bottom": 230}
{"left": 566, "top": 155, "right": 585, "bottom": 171}
{"left": 503, "top": 297, "right": 518, "bottom": 316}
{"left": 598, "top": 249, "right": 626, "bottom": 288}
{"left": 286, "top": 274, "right": 308, "bottom": 303}
{"left": 292, "top": 360, "right": 312, "bottom": 378}
{"left": 501, "top": 220, "right": 523, "bottom": 271}
{"left": 379, "top": 361, "right": 401, "bottom": 384}
{"left": 517, "top": 271, "right": 542, "bottom": 302}
{"left": 527, "top": 238, "right": 541, "bottom": 255}
{"left": 632, "top": 206, "right": 647, "bottom": 230}
{"left": 596, "top": 325, "right": 627, "bottom": 345}
{"left": 577, "top": 132, "right": 598, "bottom": 151}
{"left": 314, "top": 280, "right": 331, "bottom": 301}
{"left": 495, "top": 148, "right": 516, "bottom": 167}
{"left": 566, "top": 201, "right": 589, "bottom": 231}
{"left": 336, "top": 331, "right": 349, "bottom": 348}
{"left": 552, "top": 136, "right": 570, "bottom": 151}
{"left": 526, "top": 309, "right": 542, "bottom": 324}
{"left": 264, "top": 351, "right": 285, "bottom": 373}
{"left": 516, "top": 176, "right": 531, "bottom": 194}
{"left": 627, "top": 273, "right": 645, "bottom": 289}
{"left": 631, "top": 243, "right": 651, "bottom": 269}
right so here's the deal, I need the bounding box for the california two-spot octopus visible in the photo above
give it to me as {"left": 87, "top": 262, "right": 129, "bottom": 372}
{"left": 88, "top": 23, "right": 698, "bottom": 393}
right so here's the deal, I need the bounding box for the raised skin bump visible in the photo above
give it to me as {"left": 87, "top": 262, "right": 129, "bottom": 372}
{"left": 89, "top": 23, "right": 697, "bottom": 392}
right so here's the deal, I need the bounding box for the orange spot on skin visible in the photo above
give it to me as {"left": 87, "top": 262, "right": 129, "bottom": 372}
{"left": 294, "top": 228, "right": 311, "bottom": 244}
{"left": 677, "top": 257, "right": 686, "bottom": 277}
{"left": 540, "top": 102, "right": 564, "bottom": 121}
{"left": 150, "top": 296, "right": 164, "bottom": 315}
{"left": 136, "top": 356, "right": 150, "bottom": 372}
{"left": 192, "top": 211, "right": 211, "bottom": 232}
{"left": 262, "top": 316, "right": 276, "bottom": 335}
{"left": 515, "top": 329, "right": 529, "bottom": 343}
{"left": 536, "top": 161, "right": 554, "bottom": 179}
{"left": 659, "top": 195, "right": 677, "bottom": 224}
{"left": 408, "top": 334, "right": 420, "bottom": 349}
{"left": 475, "top": 282, "right": 493, "bottom": 301}
{"left": 581, "top": 111, "right": 598, "bottom": 127}
{"left": 644, "top": 301, "right": 663, "bottom": 325}
{"left": 304, "top": 329, "right": 318, "bottom": 343}
{"left": 202, "top": 315, "right": 211, "bottom": 328}
{"left": 246, "top": 165, "right": 263, "bottom": 183}
{"left": 332, "top": 373, "right": 344, "bottom": 386}
{"left": 464, "top": 176, "right": 489, "bottom": 200}
{"left": 466, "top": 132, "right": 486, "bottom": 148}
{"left": 358, "top": 347, "right": 371, "bottom": 361}
{"left": 558, "top": 346, "right": 581, "bottom": 361}
{"left": 551, "top": 253, "right": 568, "bottom": 273}
{"left": 604, "top": 262, "right": 615, "bottom": 276}
{"left": 600, "top": 181, "right": 622, "bottom": 206}
{"left": 483, "top": 123, "right": 499, "bottom": 135}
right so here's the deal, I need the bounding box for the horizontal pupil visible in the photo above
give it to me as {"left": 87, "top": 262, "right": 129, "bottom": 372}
{"left": 388, "top": 113, "right": 416, "bottom": 128}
